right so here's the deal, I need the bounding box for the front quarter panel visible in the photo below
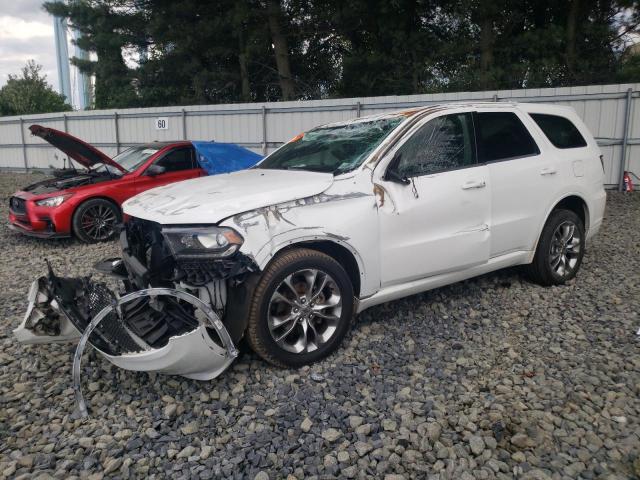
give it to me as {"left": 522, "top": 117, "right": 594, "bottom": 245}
{"left": 220, "top": 172, "right": 381, "bottom": 297}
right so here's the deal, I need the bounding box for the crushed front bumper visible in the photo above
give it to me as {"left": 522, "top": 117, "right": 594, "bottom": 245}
{"left": 14, "top": 267, "right": 238, "bottom": 381}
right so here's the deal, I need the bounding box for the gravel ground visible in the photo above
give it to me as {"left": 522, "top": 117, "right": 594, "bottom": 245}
{"left": 0, "top": 171, "right": 639, "bottom": 480}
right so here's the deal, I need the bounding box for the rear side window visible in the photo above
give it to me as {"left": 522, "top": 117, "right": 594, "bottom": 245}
{"left": 154, "top": 147, "right": 195, "bottom": 172}
{"left": 530, "top": 113, "right": 587, "bottom": 149}
{"left": 475, "top": 112, "right": 540, "bottom": 162}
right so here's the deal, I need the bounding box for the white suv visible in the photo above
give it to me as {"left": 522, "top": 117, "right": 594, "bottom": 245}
{"left": 17, "top": 103, "right": 607, "bottom": 380}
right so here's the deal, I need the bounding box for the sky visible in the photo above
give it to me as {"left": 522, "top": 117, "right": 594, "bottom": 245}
{"left": 0, "top": 0, "right": 58, "bottom": 90}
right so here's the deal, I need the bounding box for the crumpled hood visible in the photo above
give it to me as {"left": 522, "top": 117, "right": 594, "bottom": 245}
{"left": 123, "top": 169, "right": 334, "bottom": 224}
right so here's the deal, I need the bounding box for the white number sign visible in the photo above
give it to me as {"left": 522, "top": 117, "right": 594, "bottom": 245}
{"left": 155, "top": 117, "right": 169, "bottom": 130}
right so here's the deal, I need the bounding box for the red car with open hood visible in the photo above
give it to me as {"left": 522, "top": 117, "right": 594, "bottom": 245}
{"left": 8, "top": 125, "right": 207, "bottom": 242}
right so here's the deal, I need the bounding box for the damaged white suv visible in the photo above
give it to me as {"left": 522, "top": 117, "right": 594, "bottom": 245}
{"left": 16, "top": 103, "right": 606, "bottom": 380}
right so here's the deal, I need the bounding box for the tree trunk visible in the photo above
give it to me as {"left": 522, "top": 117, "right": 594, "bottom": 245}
{"left": 479, "top": 15, "right": 494, "bottom": 90}
{"left": 566, "top": 0, "right": 579, "bottom": 80}
{"left": 266, "top": 0, "right": 295, "bottom": 100}
{"left": 238, "top": 30, "right": 251, "bottom": 102}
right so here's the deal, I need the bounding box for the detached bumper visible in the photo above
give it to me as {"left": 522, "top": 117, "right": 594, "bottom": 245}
{"left": 14, "top": 271, "right": 237, "bottom": 380}
{"left": 103, "top": 326, "right": 233, "bottom": 380}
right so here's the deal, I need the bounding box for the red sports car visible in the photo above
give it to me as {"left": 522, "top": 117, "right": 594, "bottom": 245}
{"left": 8, "top": 125, "right": 261, "bottom": 242}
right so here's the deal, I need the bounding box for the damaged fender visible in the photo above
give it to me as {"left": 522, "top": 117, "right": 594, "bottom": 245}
{"left": 223, "top": 174, "right": 380, "bottom": 298}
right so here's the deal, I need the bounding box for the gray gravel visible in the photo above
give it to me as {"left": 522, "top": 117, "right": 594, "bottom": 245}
{"left": 1, "top": 172, "right": 639, "bottom": 479}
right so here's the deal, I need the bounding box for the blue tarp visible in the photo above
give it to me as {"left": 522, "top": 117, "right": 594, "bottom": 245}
{"left": 193, "top": 141, "right": 263, "bottom": 175}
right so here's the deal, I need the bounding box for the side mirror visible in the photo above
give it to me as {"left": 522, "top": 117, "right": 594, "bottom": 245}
{"left": 383, "top": 152, "right": 410, "bottom": 185}
{"left": 145, "top": 164, "right": 166, "bottom": 177}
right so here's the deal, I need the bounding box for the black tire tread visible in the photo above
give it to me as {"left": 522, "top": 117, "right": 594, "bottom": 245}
{"left": 246, "top": 248, "right": 353, "bottom": 368}
{"left": 525, "top": 209, "right": 584, "bottom": 286}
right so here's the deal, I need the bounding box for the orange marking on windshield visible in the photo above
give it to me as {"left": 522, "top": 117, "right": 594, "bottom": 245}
{"left": 289, "top": 133, "right": 304, "bottom": 143}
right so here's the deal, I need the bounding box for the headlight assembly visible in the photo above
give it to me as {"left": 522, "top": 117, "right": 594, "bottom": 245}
{"left": 35, "top": 194, "right": 73, "bottom": 207}
{"left": 162, "top": 226, "right": 244, "bottom": 259}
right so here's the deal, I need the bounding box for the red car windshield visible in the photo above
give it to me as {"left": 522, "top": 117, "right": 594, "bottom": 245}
{"left": 106, "top": 146, "right": 161, "bottom": 173}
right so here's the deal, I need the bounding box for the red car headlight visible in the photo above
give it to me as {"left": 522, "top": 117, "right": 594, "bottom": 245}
{"left": 35, "top": 193, "right": 73, "bottom": 207}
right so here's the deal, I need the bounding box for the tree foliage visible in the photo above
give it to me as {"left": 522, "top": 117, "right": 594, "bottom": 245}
{"left": 0, "top": 60, "right": 72, "bottom": 116}
{"left": 43, "top": 0, "right": 640, "bottom": 109}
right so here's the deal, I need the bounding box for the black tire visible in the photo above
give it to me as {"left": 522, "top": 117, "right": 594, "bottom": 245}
{"left": 72, "top": 198, "right": 121, "bottom": 243}
{"left": 525, "top": 209, "right": 585, "bottom": 286}
{"left": 247, "top": 248, "right": 355, "bottom": 368}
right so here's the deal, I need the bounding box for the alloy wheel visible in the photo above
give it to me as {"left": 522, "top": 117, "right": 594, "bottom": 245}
{"left": 267, "top": 268, "right": 343, "bottom": 354}
{"left": 81, "top": 204, "right": 117, "bottom": 241}
{"left": 548, "top": 220, "right": 581, "bottom": 278}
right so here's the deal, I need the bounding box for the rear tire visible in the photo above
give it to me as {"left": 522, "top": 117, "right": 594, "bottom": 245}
{"left": 247, "top": 248, "right": 354, "bottom": 368}
{"left": 525, "top": 209, "right": 585, "bottom": 286}
{"left": 72, "top": 198, "right": 121, "bottom": 243}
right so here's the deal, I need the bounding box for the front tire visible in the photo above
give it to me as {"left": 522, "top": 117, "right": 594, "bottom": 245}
{"left": 526, "top": 209, "right": 585, "bottom": 286}
{"left": 247, "top": 248, "right": 355, "bottom": 368}
{"left": 72, "top": 198, "right": 121, "bottom": 243}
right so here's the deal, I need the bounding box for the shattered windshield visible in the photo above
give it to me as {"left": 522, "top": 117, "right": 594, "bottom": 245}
{"left": 110, "top": 146, "right": 161, "bottom": 172}
{"left": 257, "top": 116, "right": 404, "bottom": 174}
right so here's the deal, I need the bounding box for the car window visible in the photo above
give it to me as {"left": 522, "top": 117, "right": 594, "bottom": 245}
{"left": 111, "top": 146, "right": 161, "bottom": 172}
{"left": 394, "top": 112, "right": 476, "bottom": 177}
{"left": 475, "top": 112, "right": 540, "bottom": 162}
{"left": 257, "top": 116, "right": 404, "bottom": 175}
{"left": 530, "top": 113, "right": 587, "bottom": 149}
{"left": 154, "top": 147, "right": 194, "bottom": 172}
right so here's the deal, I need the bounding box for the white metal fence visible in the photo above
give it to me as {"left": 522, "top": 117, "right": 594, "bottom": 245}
{"left": 1, "top": 83, "right": 638, "bottom": 189}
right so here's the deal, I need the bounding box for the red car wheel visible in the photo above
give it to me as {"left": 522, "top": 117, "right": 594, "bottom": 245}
{"left": 72, "top": 199, "right": 121, "bottom": 243}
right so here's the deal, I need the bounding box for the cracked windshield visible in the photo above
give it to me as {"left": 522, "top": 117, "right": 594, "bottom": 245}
{"left": 258, "top": 116, "right": 404, "bottom": 174}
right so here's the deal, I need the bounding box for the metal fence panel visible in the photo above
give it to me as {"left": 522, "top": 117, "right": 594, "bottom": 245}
{"left": 1, "top": 82, "right": 639, "bottom": 187}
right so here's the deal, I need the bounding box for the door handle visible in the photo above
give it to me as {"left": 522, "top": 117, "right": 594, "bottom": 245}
{"left": 540, "top": 168, "right": 557, "bottom": 176}
{"left": 461, "top": 180, "right": 486, "bottom": 190}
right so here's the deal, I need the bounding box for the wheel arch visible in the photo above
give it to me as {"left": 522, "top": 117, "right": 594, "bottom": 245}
{"left": 552, "top": 194, "right": 589, "bottom": 233}
{"left": 533, "top": 193, "right": 590, "bottom": 255}
{"left": 267, "top": 239, "right": 363, "bottom": 297}
{"left": 72, "top": 196, "right": 122, "bottom": 220}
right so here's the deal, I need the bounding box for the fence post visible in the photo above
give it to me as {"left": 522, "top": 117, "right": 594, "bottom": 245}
{"left": 182, "top": 109, "right": 187, "bottom": 140}
{"left": 261, "top": 106, "right": 267, "bottom": 155}
{"left": 356, "top": 101, "right": 361, "bottom": 118}
{"left": 114, "top": 112, "right": 120, "bottom": 154}
{"left": 63, "top": 113, "right": 68, "bottom": 132}
{"left": 492, "top": 94, "right": 498, "bottom": 102}
{"left": 19, "top": 118, "right": 28, "bottom": 171}
{"left": 618, "top": 88, "right": 633, "bottom": 192}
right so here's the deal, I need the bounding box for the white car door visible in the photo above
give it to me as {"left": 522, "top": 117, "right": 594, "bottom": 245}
{"left": 375, "top": 111, "right": 491, "bottom": 287}
{"left": 474, "top": 109, "right": 561, "bottom": 256}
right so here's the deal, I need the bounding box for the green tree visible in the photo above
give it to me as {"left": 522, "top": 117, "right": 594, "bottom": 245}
{"left": 0, "top": 60, "right": 71, "bottom": 116}
{"left": 38, "top": 0, "right": 640, "bottom": 107}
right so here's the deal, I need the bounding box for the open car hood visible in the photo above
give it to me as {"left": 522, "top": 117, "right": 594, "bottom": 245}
{"left": 29, "top": 124, "right": 126, "bottom": 173}
{"left": 123, "top": 168, "right": 334, "bottom": 224}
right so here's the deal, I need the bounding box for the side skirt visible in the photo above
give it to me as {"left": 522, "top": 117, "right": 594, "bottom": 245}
{"left": 356, "top": 250, "right": 532, "bottom": 312}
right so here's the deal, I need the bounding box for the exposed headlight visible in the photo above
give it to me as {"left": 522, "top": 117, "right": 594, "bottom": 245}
{"left": 35, "top": 194, "right": 73, "bottom": 207}
{"left": 162, "top": 226, "right": 244, "bottom": 259}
